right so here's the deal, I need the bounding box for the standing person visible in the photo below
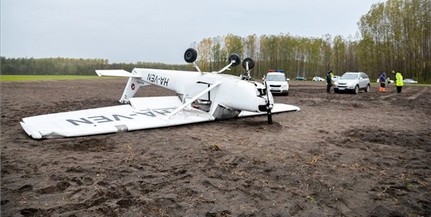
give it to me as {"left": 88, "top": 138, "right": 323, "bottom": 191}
{"left": 378, "top": 72, "right": 386, "bottom": 92}
{"left": 326, "top": 70, "right": 334, "bottom": 93}
{"left": 392, "top": 70, "right": 404, "bottom": 93}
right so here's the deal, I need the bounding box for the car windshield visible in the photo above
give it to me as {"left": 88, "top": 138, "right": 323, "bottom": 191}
{"left": 267, "top": 74, "right": 286, "bottom": 81}
{"left": 341, "top": 73, "right": 359, "bottom": 80}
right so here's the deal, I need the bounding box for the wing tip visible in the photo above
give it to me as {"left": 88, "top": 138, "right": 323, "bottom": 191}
{"left": 20, "top": 122, "right": 43, "bottom": 139}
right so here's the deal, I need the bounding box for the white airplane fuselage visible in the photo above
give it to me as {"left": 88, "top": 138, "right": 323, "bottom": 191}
{"left": 127, "top": 68, "right": 273, "bottom": 116}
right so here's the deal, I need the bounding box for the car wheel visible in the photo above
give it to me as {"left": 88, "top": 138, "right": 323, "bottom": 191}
{"left": 354, "top": 85, "right": 359, "bottom": 94}
{"left": 365, "top": 84, "right": 370, "bottom": 92}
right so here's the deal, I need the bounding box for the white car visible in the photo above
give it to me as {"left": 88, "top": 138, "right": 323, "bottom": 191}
{"left": 265, "top": 72, "right": 289, "bottom": 95}
{"left": 403, "top": 78, "right": 418, "bottom": 84}
{"left": 376, "top": 78, "right": 394, "bottom": 84}
{"left": 334, "top": 72, "right": 370, "bottom": 94}
{"left": 312, "top": 76, "right": 325, "bottom": 81}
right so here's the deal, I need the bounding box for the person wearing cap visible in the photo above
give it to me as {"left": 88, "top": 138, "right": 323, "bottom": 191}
{"left": 392, "top": 70, "right": 404, "bottom": 93}
{"left": 326, "top": 70, "right": 334, "bottom": 93}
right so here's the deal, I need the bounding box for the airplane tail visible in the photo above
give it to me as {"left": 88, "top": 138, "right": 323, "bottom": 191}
{"left": 95, "top": 69, "right": 148, "bottom": 103}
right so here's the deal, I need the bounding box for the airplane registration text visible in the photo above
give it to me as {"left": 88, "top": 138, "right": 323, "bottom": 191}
{"left": 66, "top": 109, "right": 174, "bottom": 126}
{"left": 147, "top": 73, "right": 169, "bottom": 86}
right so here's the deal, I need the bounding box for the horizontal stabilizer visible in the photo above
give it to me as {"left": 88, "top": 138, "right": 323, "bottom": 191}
{"left": 95, "top": 70, "right": 141, "bottom": 77}
{"left": 239, "top": 103, "right": 300, "bottom": 117}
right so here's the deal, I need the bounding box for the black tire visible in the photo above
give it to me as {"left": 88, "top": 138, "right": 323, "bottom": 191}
{"left": 354, "top": 85, "right": 359, "bottom": 94}
{"left": 242, "top": 57, "right": 255, "bottom": 70}
{"left": 228, "top": 53, "right": 241, "bottom": 67}
{"left": 184, "top": 48, "right": 198, "bottom": 63}
{"left": 365, "top": 84, "right": 370, "bottom": 92}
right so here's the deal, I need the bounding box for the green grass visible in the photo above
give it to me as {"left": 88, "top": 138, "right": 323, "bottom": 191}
{"left": 0, "top": 75, "right": 103, "bottom": 82}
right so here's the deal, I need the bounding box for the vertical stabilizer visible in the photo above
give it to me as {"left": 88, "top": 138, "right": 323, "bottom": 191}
{"left": 95, "top": 69, "right": 148, "bottom": 104}
{"left": 120, "top": 77, "right": 148, "bottom": 103}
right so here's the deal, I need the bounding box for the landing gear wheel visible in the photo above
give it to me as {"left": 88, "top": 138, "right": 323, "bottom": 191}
{"left": 242, "top": 58, "right": 255, "bottom": 70}
{"left": 184, "top": 48, "right": 198, "bottom": 63}
{"left": 228, "top": 53, "right": 241, "bottom": 67}
{"left": 267, "top": 106, "right": 273, "bottom": 124}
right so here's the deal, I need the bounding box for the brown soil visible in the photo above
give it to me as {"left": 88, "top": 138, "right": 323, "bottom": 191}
{"left": 1, "top": 79, "right": 430, "bottom": 217}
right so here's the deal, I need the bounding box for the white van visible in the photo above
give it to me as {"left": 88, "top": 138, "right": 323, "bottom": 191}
{"left": 264, "top": 71, "right": 289, "bottom": 95}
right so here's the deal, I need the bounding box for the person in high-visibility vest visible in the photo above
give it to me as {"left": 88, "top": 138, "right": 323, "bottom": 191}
{"left": 392, "top": 70, "right": 404, "bottom": 93}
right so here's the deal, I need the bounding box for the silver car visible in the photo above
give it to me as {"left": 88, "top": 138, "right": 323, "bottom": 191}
{"left": 334, "top": 72, "right": 370, "bottom": 94}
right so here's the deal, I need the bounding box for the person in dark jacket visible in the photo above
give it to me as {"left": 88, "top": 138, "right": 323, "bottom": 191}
{"left": 378, "top": 72, "right": 386, "bottom": 92}
{"left": 326, "top": 70, "right": 334, "bottom": 93}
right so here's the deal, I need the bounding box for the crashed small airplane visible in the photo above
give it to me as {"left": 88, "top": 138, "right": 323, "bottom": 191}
{"left": 20, "top": 48, "right": 300, "bottom": 139}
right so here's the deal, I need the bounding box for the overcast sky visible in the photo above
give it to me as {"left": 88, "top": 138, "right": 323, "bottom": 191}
{"left": 2, "top": 0, "right": 383, "bottom": 64}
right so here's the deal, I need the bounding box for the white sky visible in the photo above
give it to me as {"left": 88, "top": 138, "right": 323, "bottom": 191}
{"left": 1, "top": 0, "right": 383, "bottom": 64}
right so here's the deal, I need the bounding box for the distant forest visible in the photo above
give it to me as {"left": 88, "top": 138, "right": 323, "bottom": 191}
{"left": 2, "top": 0, "right": 430, "bottom": 82}
{"left": 0, "top": 57, "right": 194, "bottom": 75}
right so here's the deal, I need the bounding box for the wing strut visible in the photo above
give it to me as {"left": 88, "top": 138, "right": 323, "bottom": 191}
{"left": 167, "top": 81, "right": 222, "bottom": 118}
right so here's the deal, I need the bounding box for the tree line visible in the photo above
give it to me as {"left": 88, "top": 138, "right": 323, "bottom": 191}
{"left": 195, "top": 0, "right": 430, "bottom": 81}
{"left": 358, "top": 0, "right": 430, "bottom": 81}
{"left": 1, "top": 0, "right": 430, "bottom": 82}
{"left": 0, "top": 57, "right": 194, "bottom": 75}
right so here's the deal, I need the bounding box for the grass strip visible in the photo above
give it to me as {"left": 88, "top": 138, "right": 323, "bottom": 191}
{"left": 0, "top": 75, "right": 103, "bottom": 82}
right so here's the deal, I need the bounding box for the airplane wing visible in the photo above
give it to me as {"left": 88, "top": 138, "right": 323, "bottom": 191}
{"left": 20, "top": 99, "right": 299, "bottom": 139}
{"left": 20, "top": 96, "right": 214, "bottom": 139}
